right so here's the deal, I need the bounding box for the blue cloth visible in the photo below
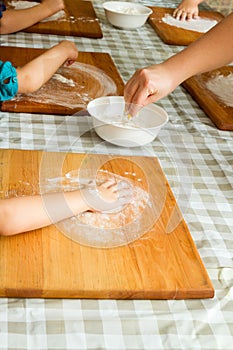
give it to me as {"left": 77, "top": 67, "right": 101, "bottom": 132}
{"left": 0, "top": 1, "right": 6, "bottom": 19}
{"left": 0, "top": 61, "right": 18, "bottom": 101}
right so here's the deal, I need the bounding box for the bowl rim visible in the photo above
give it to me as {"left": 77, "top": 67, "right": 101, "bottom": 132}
{"left": 103, "top": 1, "right": 153, "bottom": 16}
{"left": 87, "top": 96, "right": 169, "bottom": 130}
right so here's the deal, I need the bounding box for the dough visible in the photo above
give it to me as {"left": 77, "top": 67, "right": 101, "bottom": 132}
{"left": 162, "top": 14, "right": 218, "bottom": 33}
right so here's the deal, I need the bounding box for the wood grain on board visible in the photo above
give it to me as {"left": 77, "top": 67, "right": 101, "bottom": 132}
{"left": 0, "top": 149, "right": 214, "bottom": 299}
{"left": 147, "top": 7, "right": 224, "bottom": 45}
{"left": 0, "top": 46, "right": 124, "bottom": 115}
{"left": 182, "top": 66, "right": 233, "bottom": 130}
{"left": 5, "top": 0, "right": 103, "bottom": 38}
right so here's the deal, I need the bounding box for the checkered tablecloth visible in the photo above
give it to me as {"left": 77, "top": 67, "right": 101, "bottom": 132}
{"left": 0, "top": 1, "right": 233, "bottom": 349}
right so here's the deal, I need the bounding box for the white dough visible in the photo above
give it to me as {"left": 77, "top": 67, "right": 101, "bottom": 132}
{"left": 205, "top": 73, "right": 233, "bottom": 108}
{"left": 8, "top": 1, "right": 66, "bottom": 22}
{"left": 162, "top": 14, "right": 217, "bottom": 33}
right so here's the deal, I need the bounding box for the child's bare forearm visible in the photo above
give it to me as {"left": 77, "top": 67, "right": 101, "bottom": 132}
{"left": 0, "top": 190, "right": 89, "bottom": 236}
{"left": 0, "top": 2, "right": 63, "bottom": 34}
{"left": 17, "top": 41, "right": 78, "bottom": 93}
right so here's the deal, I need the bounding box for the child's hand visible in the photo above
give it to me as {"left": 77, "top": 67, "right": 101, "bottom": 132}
{"left": 57, "top": 40, "right": 78, "bottom": 66}
{"left": 173, "top": 0, "right": 199, "bottom": 21}
{"left": 41, "top": 0, "right": 65, "bottom": 13}
{"left": 82, "top": 179, "right": 133, "bottom": 213}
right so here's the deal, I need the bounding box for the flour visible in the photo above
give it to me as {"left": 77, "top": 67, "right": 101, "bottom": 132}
{"left": 12, "top": 62, "right": 117, "bottom": 110}
{"left": 8, "top": 1, "right": 66, "bottom": 22}
{"left": 52, "top": 74, "right": 75, "bottom": 87}
{"left": 162, "top": 14, "right": 218, "bottom": 33}
{"left": 115, "top": 6, "right": 142, "bottom": 15}
{"left": 42, "top": 170, "right": 151, "bottom": 248}
{"left": 205, "top": 73, "right": 233, "bottom": 108}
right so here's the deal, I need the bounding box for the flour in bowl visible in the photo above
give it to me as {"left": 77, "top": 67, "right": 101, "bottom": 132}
{"left": 205, "top": 73, "right": 233, "bottom": 108}
{"left": 116, "top": 6, "right": 142, "bottom": 14}
{"left": 162, "top": 14, "right": 218, "bottom": 33}
{"left": 8, "top": 1, "right": 66, "bottom": 22}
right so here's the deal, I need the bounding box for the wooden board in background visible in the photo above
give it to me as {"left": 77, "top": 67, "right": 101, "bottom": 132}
{"left": 182, "top": 66, "right": 233, "bottom": 130}
{"left": 0, "top": 149, "right": 214, "bottom": 299}
{"left": 148, "top": 7, "right": 223, "bottom": 45}
{"left": 0, "top": 46, "right": 124, "bottom": 115}
{"left": 5, "top": 0, "right": 103, "bottom": 38}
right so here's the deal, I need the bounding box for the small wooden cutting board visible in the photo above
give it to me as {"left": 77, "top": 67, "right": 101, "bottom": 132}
{"left": 0, "top": 46, "right": 124, "bottom": 115}
{"left": 182, "top": 66, "right": 233, "bottom": 130}
{"left": 0, "top": 149, "right": 214, "bottom": 299}
{"left": 148, "top": 7, "right": 224, "bottom": 45}
{"left": 5, "top": 0, "right": 103, "bottom": 38}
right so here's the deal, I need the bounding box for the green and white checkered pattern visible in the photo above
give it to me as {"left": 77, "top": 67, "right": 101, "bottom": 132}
{"left": 0, "top": 1, "right": 233, "bottom": 349}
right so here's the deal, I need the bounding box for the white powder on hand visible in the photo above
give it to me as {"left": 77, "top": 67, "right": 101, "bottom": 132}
{"left": 162, "top": 14, "right": 218, "bottom": 33}
{"left": 205, "top": 73, "right": 233, "bottom": 108}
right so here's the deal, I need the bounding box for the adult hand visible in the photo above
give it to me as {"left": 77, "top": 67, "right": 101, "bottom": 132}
{"left": 124, "top": 63, "right": 175, "bottom": 116}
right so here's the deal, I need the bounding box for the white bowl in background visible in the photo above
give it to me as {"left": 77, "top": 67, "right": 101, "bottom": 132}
{"left": 103, "top": 1, "right": 152, "bottom": 29}
{"left": 87, "top": 96, "right": 168, "bottom": 148}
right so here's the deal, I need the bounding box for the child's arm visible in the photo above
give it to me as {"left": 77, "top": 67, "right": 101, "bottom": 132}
{"left": 173, "top": 0, "right": 203, "bottom": 21}
{"left": 16, "top": 40, "right": 78, "bottom": 93}
{"left": 124, "top": 13, "right": 233, "bottom": 115}
{"left": 0, "top": 0, "right": 64, "bottom": 34}
{"left": 0, "top": 180, "right": 130, "bottom": 236}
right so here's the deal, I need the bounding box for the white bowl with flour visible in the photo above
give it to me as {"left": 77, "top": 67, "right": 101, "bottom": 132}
{"left": 103, "top": 1, "right": 152, "bottom": 29}
{"left": 87, "top": 96, "right": 168, "bottom": 147}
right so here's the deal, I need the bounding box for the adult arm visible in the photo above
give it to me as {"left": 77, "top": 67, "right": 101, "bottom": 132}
{"left": 124, "top": 13, "right": 233, "bottom": 114}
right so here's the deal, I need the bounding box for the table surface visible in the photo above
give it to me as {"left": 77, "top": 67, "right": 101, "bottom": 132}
{"left": 0, "top": 1, "right": 232, "bottom": 349}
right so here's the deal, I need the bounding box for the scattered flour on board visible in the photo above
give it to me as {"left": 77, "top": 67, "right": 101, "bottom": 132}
{"left": 52, "top": 74, "right": 75, "bottom": 87}
{"left": 12, "top": 62, "right": 117, "bottom": 109}
{"left": 42, "top": 170, "right": 151, "bottom": 248}
{"left": 162, "top": 14, "right": 218, "bottom": 33}
{"left": 8, "top": 1, "right": 66, "bottom": 22}
{"left": 205, "top": 73, "right": 233, "bottom": 108}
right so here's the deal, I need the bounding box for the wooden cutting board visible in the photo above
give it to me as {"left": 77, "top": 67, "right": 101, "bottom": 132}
{"left": 0, "top": 46, "right": 124, "bottom": 115}
{"left": 5, "top": 0, "right": 103, "bottom": 38}
{"left": 148, "top": 7, "right": 224, "bottom": 45}
{"left": 0, "top": 149, "right": 214, "bottom": 299}
{"left": 182, "top": 66, "right": 233, "bottom": 130}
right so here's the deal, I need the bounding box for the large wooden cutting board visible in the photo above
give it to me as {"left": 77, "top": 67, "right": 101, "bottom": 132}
{"left": 5, "top": 0, "right": 103, "bottom": 38}
{"left": 182, "top": 66, "right": 233, "bottom": 130}
{"left": 0, "top": 46, "right": 124, "bottom": 115}
{"left": 148, "top": 7, "right": 223, "bottom": 45}
{"left": 0, "top": 149, "right": 214, "bottom": 299}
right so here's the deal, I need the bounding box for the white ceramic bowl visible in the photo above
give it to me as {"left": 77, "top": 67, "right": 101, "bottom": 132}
{"left": 87, "top": 96, "right": 168, "bottom": 147}
{"left": 103, "top": 1, "right": 152, "bottom": 29}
